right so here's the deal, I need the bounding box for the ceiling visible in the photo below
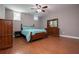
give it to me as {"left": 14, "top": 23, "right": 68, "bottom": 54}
{"left": 3, "top": 4, "right": 78, "bottom": 17}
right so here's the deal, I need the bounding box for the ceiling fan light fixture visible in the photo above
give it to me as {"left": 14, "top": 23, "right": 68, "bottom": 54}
{"left": 31, "top": 4, "right": 48, "bottom": 13}
{"left": 37, "top": 9, "right": 41, "bottom": 13}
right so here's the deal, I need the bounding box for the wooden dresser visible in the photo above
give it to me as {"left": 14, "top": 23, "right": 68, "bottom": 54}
{"left": 46, "top": 18, "right": 59, "bottom": 37}
{"left": 0, "top": 19, "right": 13, "bottom": 49}
{"left": 46, "top": 27, "right": 59, "bottom": 37}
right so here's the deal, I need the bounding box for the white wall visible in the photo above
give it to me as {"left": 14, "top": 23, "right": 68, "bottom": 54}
{"left": 5, "top": 8, "right": 21, "bottom": 33}
{"left": 21, "top": 13, "right": 41, "bottom": 28}
{"left": 5, "top": 8, "right": 42, "bottom": 33}
{"left": 0, "top": 4, "right": 5, "bottom": 19}
{"left": 5, "top": 8, "right": 13, "bottom": 20}
{"left": 42, "top": 5, "right": 79, "bottom": 37}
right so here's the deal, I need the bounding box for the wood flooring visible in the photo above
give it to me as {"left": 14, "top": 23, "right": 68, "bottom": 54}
{"left": 0, "top": 36, "right": 79, "bottom": 54}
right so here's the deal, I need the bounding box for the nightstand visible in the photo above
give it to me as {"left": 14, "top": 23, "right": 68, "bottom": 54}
{"left": 14, "top": 31, "right": 22, "bottom": 37}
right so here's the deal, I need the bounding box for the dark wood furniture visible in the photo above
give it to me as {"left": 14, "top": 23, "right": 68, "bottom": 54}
{"left": 0, "top": 19, "right": 13, "bottom": 49}
{"left": 30, "top": 32, "right": 47, "bottom": 42}
{"left": 14, "top": 31, "right": 21, "bottom": 37}
{"left": 46, "top": 18, "right": 59, "bottom": 37}
{"left": 21, "top": 24, "right": 47, "bottom": 42}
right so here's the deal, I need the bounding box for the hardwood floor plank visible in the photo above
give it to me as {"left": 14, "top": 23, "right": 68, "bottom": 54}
{"left": 0, "top": 36, "right": 79, "bottom": 54}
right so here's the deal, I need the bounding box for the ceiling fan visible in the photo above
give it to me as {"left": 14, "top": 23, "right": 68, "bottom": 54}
{"left": 31, "top": 4, "right": 48, "bottom": 13}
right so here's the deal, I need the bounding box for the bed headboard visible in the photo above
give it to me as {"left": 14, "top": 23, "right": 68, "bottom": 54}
{"left": 21, "top": 24, "right": 35, "bottom": 30}
{"left": 21, "top": 24, "right": 23, "bottom": 30}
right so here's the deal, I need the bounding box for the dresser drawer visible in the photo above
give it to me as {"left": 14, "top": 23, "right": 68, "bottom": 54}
{"left": 0, "top": 35, "right": 13, "bottom": 49}
{"left": 46, "top": 27, "right": 59, "bottom": 36}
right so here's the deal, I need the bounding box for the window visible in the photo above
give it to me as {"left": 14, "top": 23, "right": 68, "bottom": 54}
{"left": 13, "top": 12, "right": 21, "bottom": 21}
{"left": 34, "top": 14, "right": 39, "bottom": 21}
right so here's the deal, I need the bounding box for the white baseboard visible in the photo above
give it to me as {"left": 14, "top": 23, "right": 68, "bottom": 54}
{"left": 60, "top": 35, "right": 79, "bottom": 39}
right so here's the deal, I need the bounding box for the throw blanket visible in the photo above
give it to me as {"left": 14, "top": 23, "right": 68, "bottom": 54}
{"left": 21, "top": 29, "right": 46, "bottom": 42}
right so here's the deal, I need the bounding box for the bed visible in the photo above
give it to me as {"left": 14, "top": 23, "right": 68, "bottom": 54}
{"left": 21, "top": 24, "right": 47, "bottom": 42}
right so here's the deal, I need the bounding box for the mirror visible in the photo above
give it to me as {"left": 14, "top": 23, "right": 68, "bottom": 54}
{"left": 47, "top": 18, "right": 58, "bottom": 28}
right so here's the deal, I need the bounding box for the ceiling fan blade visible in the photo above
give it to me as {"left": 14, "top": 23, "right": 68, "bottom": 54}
{"left": 36, "top": 4, "right": 38, "bottom": 6}
{"left": 36, "top": 4, "right": 41, "bottom": 9}
{"left": 42, "top": 10, "right": 45, "bottom": 12}
{"left": 42, "top": 6, "right": 48, "bottom": 8}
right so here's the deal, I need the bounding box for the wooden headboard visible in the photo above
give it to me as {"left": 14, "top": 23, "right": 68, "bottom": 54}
{"left": 21, "top": 24, "right": 23, "bottom": 30}
{"left": 21, "top": 24, "right": 35, "bottom": 30}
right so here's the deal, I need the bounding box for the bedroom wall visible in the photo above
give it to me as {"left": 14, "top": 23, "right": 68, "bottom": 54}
{"left": 5, "top": 8, "right": 13, "bottom": 20}
{"left": 5, "top": 8, "right": 42, "bottom": 34}
{"left": 21, "top": 13, "right": 42, "bottom": 28}
{"left": 42, "top": 5, "right": 79, "bottom": 37}
{"left": 0, "top": 4, "right": 5, "bottom": 19}
{"left": 5, "top": 8, "right": 21, "bottom": 33}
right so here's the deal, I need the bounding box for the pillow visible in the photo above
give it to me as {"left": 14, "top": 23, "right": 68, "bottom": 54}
{"left": 22, "top": 26, "right": 34, "bottom": 30}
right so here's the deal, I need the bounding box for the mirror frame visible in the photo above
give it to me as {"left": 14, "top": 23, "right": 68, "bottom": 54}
{"left": 47, "top": 18, "right": 58, "bottom": 28}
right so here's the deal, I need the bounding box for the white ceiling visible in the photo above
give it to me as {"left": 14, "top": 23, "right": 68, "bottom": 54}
{"left": 3, "top": 4, "right": 79, "bottom": 17}
{"left": 4, "top": 4, "right": 50, "bottom": 17}
{"left": 4, "top": 4, "right": 34, "bottom": 13}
